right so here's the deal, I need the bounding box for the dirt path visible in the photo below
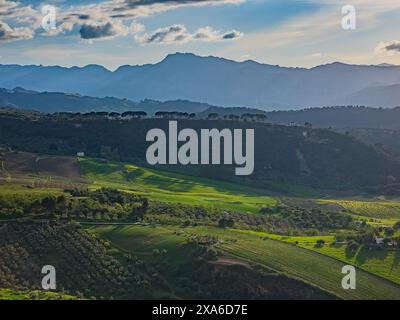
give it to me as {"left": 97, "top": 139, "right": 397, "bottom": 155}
{"left": 209, "top": 256, "right": 250, "bottom": 268}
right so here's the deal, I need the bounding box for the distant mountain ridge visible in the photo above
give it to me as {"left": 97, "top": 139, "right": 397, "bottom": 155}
{"left": 1, "top": 53, "right": 400, "bottom": 109}
{"left": 266, "top": 106, "right": 400, "bottom": 129}
{"left": 4, "top": 87, "right": 400, "bottom": 130}
{"left": 0, "top": 87, "right": 137, "bottom": 113}
{"left": 0, "top": 87, "right": 216, "bottom": 114}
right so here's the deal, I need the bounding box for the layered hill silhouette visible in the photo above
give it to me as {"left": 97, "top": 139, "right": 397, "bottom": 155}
{"left": 3, "top": 87, "right": 400, "bottom": 130}
{"left": 0, "top": 87, "right": 214, "bottom": 114}
{"left": 1, "top": 53, "right": 400, "bottom": 109}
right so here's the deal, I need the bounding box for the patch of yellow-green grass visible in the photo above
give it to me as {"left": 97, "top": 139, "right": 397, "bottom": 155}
{"left": 80, "top": 158, "right": 277, "bottom": 213}
{"left": 301, "top": 242, "right": 400, "bottom": 287}
{"left": 350, "top": 214, "right": 397, "bottom": 227}
{"left": 0, "top": 288, "right": 77, "bottom": 300}
{"left": 0, "top": 184, "right": 65, "bottom": 210}
{"left": 236, "top": 228, "right": 400, "bottom": 287}
{"left": 89, "top": 224, "right": 400, "bottom": 300}
{"left": 0, "top": 185, "right": 66, "bottom": 219}
{"left": 320, "top": 199, "right": 400, "bottom": 221}
{"left": 216, "top": 229, "right": 400, "bottom": 300}
{"left": 0, "top": 184, "right": 64, "bottom": 197}
{"left": 232, "top": 229, "right": 335, "bottom": 243}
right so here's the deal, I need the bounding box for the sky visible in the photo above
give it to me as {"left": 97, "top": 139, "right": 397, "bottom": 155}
{"left": 1, "top": 0, "right": 400, "bottom": 69}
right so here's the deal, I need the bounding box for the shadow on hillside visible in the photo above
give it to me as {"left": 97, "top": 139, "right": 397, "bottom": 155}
{"left": 391, "top": 249, "right": 400, "bottom": 271}
{"left": 354, "top": 245, "right": 389, "bottom": 265}
{"left": 344, "top": 245, "right": 358, "bottom": 259}
{"left": 122, "top": 165, "right": 196, "bottom": 192}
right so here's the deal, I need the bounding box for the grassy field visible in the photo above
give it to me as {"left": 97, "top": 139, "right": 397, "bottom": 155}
{"left": 290, "top": 238, "right": 400, "bottom": 286}
{"left": 0, "top": 288, "right": 77, "bottom": 300}
{"left": 3, "top": 153, "right": 400, "bottom": 299}
{"left": 80, "top": 158, "right": 278, "bottom": 213}
{"left": 0, "top": 184, "right": 64, "bottom": 198}
{"left": 87, "top": 224, "right": 195, "bottom": 269}
{"left": 0, "top": 185, "right": 66, "bottom": 219}
{"left": 234, "top": 229, "right": 336, "bottom": 243}
{"left": 235, "top": 229, "right": 400, "bottom": 286}
{"left": 304, "top": 243, "right": 400, "bottom": 286}
{"left": 320, "top": 199, "right": 400, "bottom": 220}
{"left": 88, "top": 224, "right": 400, "bottom": 300}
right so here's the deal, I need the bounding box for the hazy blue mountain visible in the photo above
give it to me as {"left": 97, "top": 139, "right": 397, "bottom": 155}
{"left": 1, "top": 53, "right": 400, "bottom": 109}
{"left": 4, "top": 87, "right": 400, "bottom": 129}
{"left": 265, "top": 106, "right": 400, "bottom": 129}
{"left": 135, "top": 99, "right": 213, "bottom": 114}
{"left": 344, "top": 84, "right": 400, "bottom": 107}
{"left": 199, "top": 106, "right": 267, "bottom": 117}
{"left": 0, "top": 87, "right": 138, "bottom": 113}
{"left": 0, "top": 87, "right": 215, "bottom": 114}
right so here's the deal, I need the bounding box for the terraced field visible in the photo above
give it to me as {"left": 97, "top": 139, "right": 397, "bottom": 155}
{"left": 89, "top": 224, "right": 400, "bottom": 300}
{"left": 80, "top": 158, "right": 278, "bottom": 213}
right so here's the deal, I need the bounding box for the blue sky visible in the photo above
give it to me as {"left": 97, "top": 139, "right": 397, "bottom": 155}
{"left": 1, "top": 0, "right": 400, "bottom": 69}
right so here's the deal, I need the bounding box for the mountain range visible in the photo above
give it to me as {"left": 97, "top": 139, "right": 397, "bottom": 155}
{"left": 1, "top": 53, "right": 400, "bottom": 110}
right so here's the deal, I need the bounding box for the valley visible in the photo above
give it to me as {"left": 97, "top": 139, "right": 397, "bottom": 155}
{"left": 2, "top": 0, "right": 400, "bottom": 305}
{"left": 1, "top": 145, "right": 400, "bottom": 299}
{"left": 1, "top": 110, "right": 400, "bottom": 300}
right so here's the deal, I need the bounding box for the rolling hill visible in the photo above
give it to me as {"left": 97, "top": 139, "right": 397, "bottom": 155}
{"left": 0, "top": 87, "right": 215, "bottom": 115}
{"left": 80, "top": 157, "right": 277, "bottom": 213}
{"left": 346, "top": 84, "right": 400, "bottom": 107}
{"left": 266, "top": 106, "right": 400, "bottom": 129}
{"left": 4, "top": 88, "right": 400, "bottom": 131}
{"left": 2, "top": 149, "right": 400, "bottom": 300}
{"left": 89, "top": 224, "right": 400, "bottom": 300}
{"left": 2, "top": 111, "right": 400, "bottom": 192}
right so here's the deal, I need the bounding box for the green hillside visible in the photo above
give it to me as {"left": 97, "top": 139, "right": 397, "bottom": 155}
{"left": 2, "top": 112, "right": 400, "bottom": 193}
{"left": 233, "top": 230, "right": 400, "bottom": 288}
{"left": 89, "top": 224, "right": 400, "bottom": 300}
{"left": 1, "top": 152, "right": 400, "bottom": 299}
{"left": 321, "top": 199, "right": 400, "bottom": 220}
{"left": 80, "top": 157, "right": 278, "bottom": 213}
{"left": 0, "top": 289, "right": 77, "bottom": 300}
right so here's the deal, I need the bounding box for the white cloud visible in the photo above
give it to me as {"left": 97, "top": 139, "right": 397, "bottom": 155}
{"left": 311, "top": 52, "right": 323, "bottom": 58}
{"left": 375, "top": 40, "right": 400, "bottom": 55}
{"left": 135, "top": 24, "right": 189, "bottom": 44}
{"left": 79, "top": 20, "right": 129, "bottom": 40}
{"left": 193, "top": 26, "right": 242, "bottom": 41}
{"left": 0, "top": 0, "right": 41, "bottom": 25}
{"left": 130, "top": 21, "right": 145, "bottom": 34}
{"left": 0, "top": 0, "right": 246, "bottom": 41}
{"left": 135, "top": 24, "right": 242, "bottom": 44}
{"left": 0, "top": 20, "right": 33, "bottom": 41}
